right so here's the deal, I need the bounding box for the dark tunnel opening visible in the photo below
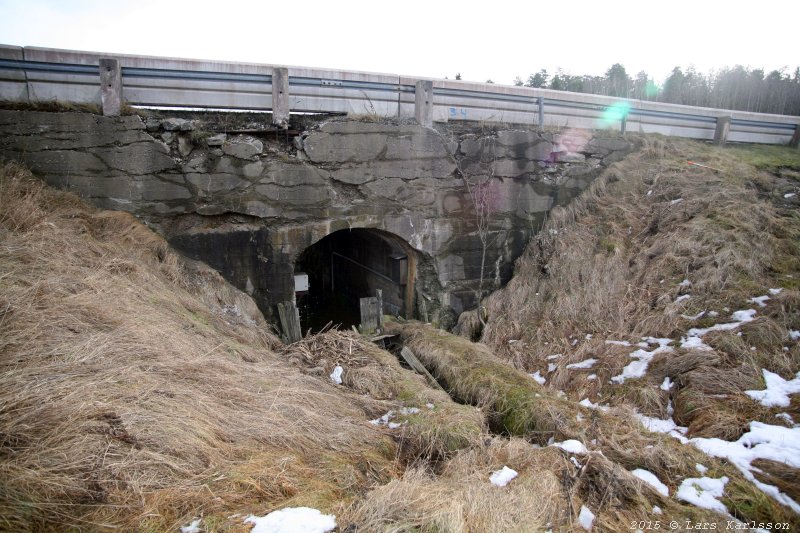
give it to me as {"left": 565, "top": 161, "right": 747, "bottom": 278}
{"left": 293, "top": 228, "right": 415, "bottom": 332}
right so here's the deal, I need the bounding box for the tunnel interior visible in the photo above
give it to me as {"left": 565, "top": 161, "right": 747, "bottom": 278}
{"left": 294, "top": 228, "right": 414, "bottom": 332}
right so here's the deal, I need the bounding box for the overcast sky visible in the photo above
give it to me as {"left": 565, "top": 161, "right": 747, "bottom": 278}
{"left": 1, "top": 0, "right": 797, "bottom": 85}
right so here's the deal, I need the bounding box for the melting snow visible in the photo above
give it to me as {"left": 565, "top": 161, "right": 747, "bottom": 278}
{"left": 790, "top": 330, "right": 800, "bottom": 341}
{"left": 425, "top": 403, "right": 435, "bottom": 409}
{"left": 679, "top": 279, "right": 691, "bottom": 287}
{"left": 675, "top": 294, "right": 691, "bottom": 303}
{"left": 745, "top": 369, "right": 800, "bottom": 407}
{"left": 749, "top": 295, "right": 770, "bottom": 307}
{"left": 566, "top": 358, "right": 597, "bottom": 370}
{"left": 769, "top": 288, "right": 783, "bottom": 295}
{"left": 244, "top": 507, "right": 337, "bottom": 533}
{"left": 611, "top": 338, "right": 673, "bottom": 384}
{"left": 547, "top": 363, "right": 558, "bottom": 373}
{"left": 652, "top": 506, "right": 662, "bottom": 515}
{"left": 670, "top": 198, "right": 683, "bottom": 205}
{"left": 776, "top": 412, "right": 795, "bottom": 426}
{"left": 605, "top": 340, "right": 633, "bottom": 346}
{"left": 785, "top": 192, "right": 797, "bottom": 198}
{"left": 489, "top": 466, "right": 518, "bottom": 487}
{"left": 690, "top": 422, "right": 800, "bottom": 513}
{"left": 578, "top": 505, "right": 595, "bottom": 530}
{"left": 676, "top": 477, "right": 729, "bottom": 514}
{"left": 631, "top": 469, "right": 669, "bottom": 496}
{"left": 546, "top": 354, "right": 563, "bottom": 360}
{"left": 680, "top": 310, "right": 706, "bottom": 320}
{"left": 660, "top": 377, "right": 673, "bottom": 391}
{"left": 329, "top": 365, "right": 343, "bottom": 385}
{"left": 680, "top": 335, "right": 712, "bottom": 351}
{"left": 551, "top": 439, "right": 588, "bottom": 454}
{"left": 635, "top": 413, "right": 688, "bottom": 443}
{"left": 181, "top": 519, "right": 202, "bottom": 533}
{"left": 399, "top": 407, "right": 420, "bottom": 415}
{"left": 530, "top": 371, "right": 547, "bottom": 385}
{"left": 696, "top": 463, "right": 708, "bottom": 474}
{"left": 686, "top": 309, "right": 756, "bottom": 337}
{"left": 579, "top": 398, "right": 610, "bottom": 412}
{"left": 587, "top": 374, "right": 597, "bottom": 380}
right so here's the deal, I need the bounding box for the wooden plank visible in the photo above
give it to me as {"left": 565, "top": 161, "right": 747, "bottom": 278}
{"left": 376, "top": 289, "right": 384, "bottom": 330}
{"left": 359, "top": 296, "right": 379, "bottom": 335}
{"left": 277, "top": 301, "right": 302, "bottom": 344}
{"left": 400, "top": 347, "right": 445, "bottom": 391}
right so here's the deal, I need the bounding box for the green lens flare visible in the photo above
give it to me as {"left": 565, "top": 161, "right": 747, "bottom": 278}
{"left": 600, "top": 101, "right": 631, "bottom": 127}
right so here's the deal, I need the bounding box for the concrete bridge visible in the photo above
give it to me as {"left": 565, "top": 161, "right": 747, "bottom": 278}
{"left": 0, "top": 108, "right": 634, "bottom": 329}
{"left": 2, "top": 45, "right": 798, "bottom": 331}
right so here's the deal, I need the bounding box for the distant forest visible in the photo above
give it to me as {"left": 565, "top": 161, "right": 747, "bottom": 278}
{"left": 509, "top": 64, "right": 800, "bottom": 116}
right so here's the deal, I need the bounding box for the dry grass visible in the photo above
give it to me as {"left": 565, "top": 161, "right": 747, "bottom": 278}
{"left": 0, "top": 162, "right": 410, "bottom": 530}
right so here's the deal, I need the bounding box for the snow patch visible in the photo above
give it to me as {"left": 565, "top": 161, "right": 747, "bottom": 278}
{"left": 611, "top": 338, "right": 673, "bottom": 384}
{"left": 745, "top": 369, "right": 800, "bottom": 407}
{"left": 605, "top": 340, "right": 633, "bottom": 346}
{"left": 489, "top": 466, "right": 518, "bottom": 487}
{"left": 579, "top": 398, "right": 609, "bottom": 411}
{"left": 660, "top": 377, "right": 673, "bottom": 391}
{"left": 529, "top": 371, "right": 547, "bottom": 385}
{"left": 680, "top": 311, "right": 706, "bottom": 320}
{"left": 690, "top": 422, "right": 800, "bottom": 513}
{"left": 790, "top": 330, "right": 800, "bottom": 341}
{"left": 785, "top": 192, "right": 796, "bottom": 199}
{"left": 680, "top": 335, "right": 712, "bottom": 351}
{"left": 749, "top": 295, "right": 770, "bottom": 308}
{"left": 547, "top": 363, "right": 558, "bottom": 373}
{"left": 244, "top": 507, "right": 336, "bottom": 533}
{"left": 676, "top": 477, "right": 729, "bottom": 514}
{"left": 679, "top": 279, "right": 691, "bottom": 287}
{"left": 652, "top": 506, "right": 662, "bottom": 515}
{"left": 675, "top": 294, "right": 691, "bottom": 303}
{"left": 546, "top": 354, "right": 563, "bottom": 360}
{"left": 687, "top": 309, "right": 757, "bottom": 337}
{"left": 769, "top": 288, "right": 783, "bottom": 296}
{"left": 578, "top": 506, "right": 595, "bottom": 530}
{"left": 551, "top": 439, "right": 588, "bottom": 455}
{"left": 631, "top": 469, "right": 669, "bottom": 496}
{"left": 566, "top": 358, "right": 597, "bottom": 370}
{"left": 635, "top": 413, "right": 688, "bottom": 443}
{"left": 696, "top": 463, "right": 708, "bottom": 474}
{"left": 329, "top": 365, "right": 343, "bottom": 385}
{"left": 181, "top": 519, "right": 202, "bottom": 533}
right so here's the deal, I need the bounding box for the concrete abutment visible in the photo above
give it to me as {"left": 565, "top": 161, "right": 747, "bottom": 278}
{"left": 0, "top": 108, "right": 636, "bottom": 330}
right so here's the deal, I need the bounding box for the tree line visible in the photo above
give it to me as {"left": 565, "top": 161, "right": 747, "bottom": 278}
{"left": 509, "top": 64, "right": 800, "bottom": 116}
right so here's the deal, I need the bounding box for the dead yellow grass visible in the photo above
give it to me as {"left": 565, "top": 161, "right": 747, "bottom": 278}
{"left": 0, "top": 162, "right": 409, "bottom": 530}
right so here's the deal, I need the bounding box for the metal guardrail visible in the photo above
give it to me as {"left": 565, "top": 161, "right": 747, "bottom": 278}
{"left": 1, "top": 45, "right": 798, "bottom": 146}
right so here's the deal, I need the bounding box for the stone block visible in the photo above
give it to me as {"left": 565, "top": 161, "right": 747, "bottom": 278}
{"left": 303, "top": 131, "right": 387, "bottom": 163}
{"left": 255, "top": 184, "right": 331, "bottom": 205}
{"left": 206, "top": 133, "right": 226, "bottom": 147}
{"left": 555, "top": 152, "right": 585, "bottom": 163}
{"left": 385, "top": 128, "right": 448, "bottom": 160}
{"left": 496, "top": 130, "right": 540, "bottom": 146}
{"left": 161, "top": 118, "right": 194, "bottom": 132}
{"left": 17, "top": 150, "right": 108, "bottom": 175}
{"left": 92, "top": 142, "right": 176, "bottom": 175}
{"left": 187, "top": 172, "right": 249, "bottom": 194}
{"left": 177, "top": 135, "right": 193, "bottom": 157}
{"left": 223, "top": 138, "right": 263, "bottom": 160}
{"left": 492, "top": 158, "right": 540, "bottom": 177}
{"left": 140, "top": 179, "right": 193, "bottom": 201}
{"left": 262, "top": 162, "right": 329, "bottom": 186}
{"left": 587, "top": 137, "right": 631, "bottom": 152}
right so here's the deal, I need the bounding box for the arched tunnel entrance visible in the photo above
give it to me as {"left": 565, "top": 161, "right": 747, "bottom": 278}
{"left": 294, "top": 228, "right": 416, "bottom": 332}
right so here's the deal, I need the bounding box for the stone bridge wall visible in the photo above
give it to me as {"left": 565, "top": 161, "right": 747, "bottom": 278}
{"left": 0, "top": 109, "right": 634, "bottom": 327}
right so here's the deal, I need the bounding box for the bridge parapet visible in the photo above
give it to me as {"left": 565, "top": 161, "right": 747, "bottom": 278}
{"left": 1, "top": 44, "right": 798, "bottom": 146}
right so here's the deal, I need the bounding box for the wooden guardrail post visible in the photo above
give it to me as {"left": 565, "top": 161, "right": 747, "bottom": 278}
{"left": 414, "top": 80, "right": 433, "bottom": 127}
{"left": 99, "top": 58, "right": 122, "bottom": 116}
{"left": 537, "top": 97, "right": 545, "bottom": 127}
{"left": 272, "top": 67, "right": 290, "bottom": 127}
{"left": 277, "top": 301, "right": 302, "bottom": 343}
{"left": 790, "top": 125, "right": 800, "bottom": 149}
{"left": 713, "top": 116, "right": 731, "bottom": 146}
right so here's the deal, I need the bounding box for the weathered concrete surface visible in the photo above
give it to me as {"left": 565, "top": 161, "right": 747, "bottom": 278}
{"left": 0, "top": 110, "right": 635, "bottom": 327}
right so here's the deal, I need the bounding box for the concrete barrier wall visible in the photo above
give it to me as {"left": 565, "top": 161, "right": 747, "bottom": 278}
{"left": 1, "top": 44, "right": 798, "bottom": 145}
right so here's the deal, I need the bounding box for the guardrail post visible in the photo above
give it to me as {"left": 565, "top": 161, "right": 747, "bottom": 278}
{"left": 414, "top": 80, "right": 433, "bottom": 127}
{"left": 790, "top": 125, "right": 800, "bottom": 149}
{"left": 99, "top": 58, "right": 122, "bottom": 116}
{"left": 537, "top": 97, "right": 545, "bottom": 127}
{"left": 272, "top": 67, "right": 290, "bottom": 128}
{"left": 713, "top": 116, "right": 731, "bottom": 146}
